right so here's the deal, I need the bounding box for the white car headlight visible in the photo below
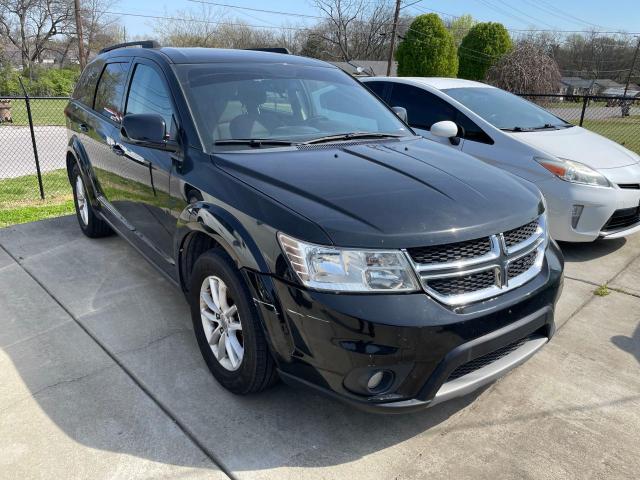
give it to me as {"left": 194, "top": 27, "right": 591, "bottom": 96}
{"left": 278, "top": 233, "right": 420, "bottom": 292}
{"left": 535, "top": 157, "right": 611, "bottom": 187}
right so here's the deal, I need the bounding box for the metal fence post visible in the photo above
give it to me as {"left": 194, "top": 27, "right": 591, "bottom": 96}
{"left": 18, "top": 78, "right": 45, "bottom": 200}
{"left": 579, "top": 95, "right": 589, "bottom": 127}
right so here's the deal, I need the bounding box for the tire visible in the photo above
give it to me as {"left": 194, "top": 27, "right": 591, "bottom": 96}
{"left": 189, "top": 249, "right": 278, "bottom": 394}
{"left": 70, "top": 163, "right": 112, "bottom": 238}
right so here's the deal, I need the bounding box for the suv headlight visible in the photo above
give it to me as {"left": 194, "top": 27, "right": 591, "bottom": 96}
{"left": 278, "top": 233, "right": 420, "bottom": 292}
{"left": 535, "top": 157, "right": 611, "bottom": 187}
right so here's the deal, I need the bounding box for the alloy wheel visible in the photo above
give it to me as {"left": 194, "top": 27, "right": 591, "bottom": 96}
{"left": 199, "top": 275, "right": 244, "bottom": 371}
{"left": 75, "top": 175, "right": 89, "bottom": 226}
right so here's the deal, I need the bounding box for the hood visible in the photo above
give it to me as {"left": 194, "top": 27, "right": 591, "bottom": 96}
{"left": 507, "top": 126, "right": 640, "bottom": 169}
{"left": 213, "top": 138, "right": 543, "bottom": 249}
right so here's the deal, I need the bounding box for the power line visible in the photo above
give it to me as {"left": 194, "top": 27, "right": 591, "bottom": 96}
{"left": 409, "top": 3, "right": 640, "bottom": 36}
{"left": 186, "top": 0, "right": 323, "bottom": 20}
{"left": 492, "top": 0, "right": 558, "bottom": 30}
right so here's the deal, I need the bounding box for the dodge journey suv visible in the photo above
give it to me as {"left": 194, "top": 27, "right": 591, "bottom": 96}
{"left": 64, "top": 41, "right": 563, "bottom": 412}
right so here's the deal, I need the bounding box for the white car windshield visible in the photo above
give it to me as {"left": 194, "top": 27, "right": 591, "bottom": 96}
{"left": 443, "top": 87, "right": 573, "bottom": 132}
{"left": 175, "top": 63, "right": 412, "bottom": 150}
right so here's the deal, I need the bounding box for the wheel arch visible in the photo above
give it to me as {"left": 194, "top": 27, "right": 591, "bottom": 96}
{"left": 67, "top": 136, "right": 100, "bottom": 205}
{"left": 176, "top": 202, "right": 271, "bottom": 294}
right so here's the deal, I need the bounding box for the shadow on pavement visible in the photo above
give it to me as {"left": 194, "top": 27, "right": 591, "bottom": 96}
{"left": 0, "top": 215, "right": 485, "bottom": 474}
{"left": 612, "top": 321, "right": 640, "bottom": 366}
{"left": 558, "top": 237, "right": 627, "bottom": 262}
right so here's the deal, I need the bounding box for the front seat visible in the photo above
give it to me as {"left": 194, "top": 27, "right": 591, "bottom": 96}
{"left": 230, "top": 83, "right": 270, "bottom": 139}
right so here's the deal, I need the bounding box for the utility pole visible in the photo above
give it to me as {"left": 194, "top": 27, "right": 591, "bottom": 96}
{"left": 386, "top": 0, "right": 401, "bottom": 76}
{"left": 74, "top": 0, "right": 86, "bottom": 70}
{"left": 623, "top": 36, "right": 640, "bottom": 98}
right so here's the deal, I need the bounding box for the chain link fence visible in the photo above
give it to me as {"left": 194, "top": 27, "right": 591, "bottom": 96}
{"left": 518, "top": 93, "right": 640, "bottom": 155}
{"left": 0, "top": 96, "right": 72, "bottom": 226}
{"left": 0, "top": 92, "right": 639, "bottom": 227}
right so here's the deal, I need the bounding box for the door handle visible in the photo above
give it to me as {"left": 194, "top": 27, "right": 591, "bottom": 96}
{"left": 111, "top": 144, "right": 125, "bottom": 156}
{"left": 79, "top": 123, "right": 89, "bottom": 133}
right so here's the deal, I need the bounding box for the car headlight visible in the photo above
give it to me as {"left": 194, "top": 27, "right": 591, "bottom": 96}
{"left": 535, "top": 157, "right": 611, "bottom": 187}
{"left": 278, "top": 233, "right": 420, "bottom": 292}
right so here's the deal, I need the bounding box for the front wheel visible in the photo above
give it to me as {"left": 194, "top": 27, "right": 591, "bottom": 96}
{"left": 70, "top": 164, "right": 112, "bottom": 238}
{"left": 189, "top": 249, "right": 278, "bottom": 394}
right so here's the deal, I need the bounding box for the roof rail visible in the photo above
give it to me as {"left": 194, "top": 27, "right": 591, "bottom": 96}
{"left": 99, "top": 40, "right": 160, "bottom": 55}
{"left": 245, "top": 47, "right": 291, "bottom": 54}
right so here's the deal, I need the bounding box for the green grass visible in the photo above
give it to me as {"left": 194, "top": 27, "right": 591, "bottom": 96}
{"left": 0, "top": 98, "right": 67, "bottom": 126}
{"left": 594, "top": 284, "right": 611, "bottom": 297}
{"left": 581, "top": 116, "right": 640, "bottom": 155}
{"left": 0, "top": 169, "right": 74, "bottom": 228}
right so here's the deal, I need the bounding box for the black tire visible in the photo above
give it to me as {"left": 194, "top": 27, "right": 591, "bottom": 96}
{"left": 70, "top": 163, "right": 112, "bottom": 238}
{"left": 189, "top": 249, "right": 278, "bottom": 394}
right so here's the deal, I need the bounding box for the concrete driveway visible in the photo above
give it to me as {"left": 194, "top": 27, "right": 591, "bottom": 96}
{"left": 0, "top": 216, "right": 638, "bottom": 479}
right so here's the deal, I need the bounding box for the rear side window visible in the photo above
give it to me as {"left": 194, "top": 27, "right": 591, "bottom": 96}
{"left": 125, "top": 64, "right": 176, "bottom": 138}
{"left": 94, "top": 63, "right": 129, "bottom": 122}
{"left": 364, "top": 81, "right": 390, "bottom": 100}
{"left": 72, "top": 62, "right": 102, "bottom": 107}
{"left": 389, "top": 83, "right": 493, "bottom": 144}
{"left": 388, "top": 83, "right": 456, "bottom": 130}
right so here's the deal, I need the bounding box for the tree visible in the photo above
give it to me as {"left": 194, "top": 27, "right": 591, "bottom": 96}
{"left": 310, "top": 0, "right": 395, "bottom": 61}
{"left": 78, "top": 0, "right": 121, "bottom": 65}
{"left": 446, "top": 14, "right": 474, "bottom": 48}
{"left": 458, "top": 22, "right": 512, "bottom": 80}
{"left": 486, "top": 38, "right": 561, "bottom": 94}
{"left": 396, "top": 14, "right": 457, "bottom": 77}
{"left": 0, "top": 0, "right": 73, "bottom": 72}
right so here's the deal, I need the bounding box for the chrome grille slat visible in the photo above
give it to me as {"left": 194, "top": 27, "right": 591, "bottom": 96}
{"left": 406, "top": 215, "right": 547, "bottom": 306}
{"left": 407, "top": 237, "right": 491, "bottom": 264}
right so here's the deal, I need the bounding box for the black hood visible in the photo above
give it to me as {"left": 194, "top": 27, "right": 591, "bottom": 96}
{"left": 213, "top": 138, "right": 543, "bottom": 248}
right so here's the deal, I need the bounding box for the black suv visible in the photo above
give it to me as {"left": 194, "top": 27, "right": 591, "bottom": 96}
{"left": 64, "top": 42, "right": 563, "bottom": 412}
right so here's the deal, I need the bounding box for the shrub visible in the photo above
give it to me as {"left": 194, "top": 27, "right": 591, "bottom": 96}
{"left": 396, "top": 14, "right": 458, "bottom": 77}
{"left": 458, "top": 22, "right": 512, "bottom": 80}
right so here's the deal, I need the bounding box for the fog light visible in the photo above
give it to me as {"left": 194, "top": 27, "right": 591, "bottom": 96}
{"left": 571, "top": 204, "right": 584, "bottom": 228}
{"left": 367, "top": 371, "right": 385, "bottom": 391}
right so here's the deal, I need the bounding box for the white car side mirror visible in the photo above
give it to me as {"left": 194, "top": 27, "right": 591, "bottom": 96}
{"left": 430, "top": 121, "right": 459, "bottom": 139}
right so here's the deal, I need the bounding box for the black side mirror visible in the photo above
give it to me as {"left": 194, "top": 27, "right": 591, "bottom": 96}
{"left": 121, "top": 113, "right": 171, "bottom": 148}
{"left": 391, "top": 106, "right": 408, "bottom": 123}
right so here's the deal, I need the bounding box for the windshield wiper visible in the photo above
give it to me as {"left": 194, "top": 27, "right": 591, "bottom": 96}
{"left": 302, "top": 132, "right": 404, "bottom": 145}
{"left": 214, "top": 139, "right": 293, "bottom": 147}
{"left": 500, "top": 126, "right": 533, "bottom": 132}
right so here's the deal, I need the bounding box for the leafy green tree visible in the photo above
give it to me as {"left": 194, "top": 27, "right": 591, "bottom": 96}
{"left": 396, "top": 14, "right": 458, "bottom": 77}
{"left": 458, "top": 22, "right": 512, "bottom": 80}
{"left": 448, "top": 14, "right": 475, "bottom": 48}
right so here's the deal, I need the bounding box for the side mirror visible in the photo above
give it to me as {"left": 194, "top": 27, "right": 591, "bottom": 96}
{"left": 391, "top": 106, "right": 408, "bottom": 123}
{"left": 430, "top": 120, "right": 459, "bottom": 139}
{"left": 121, "top": 113, "right": 167, "bottom": 147}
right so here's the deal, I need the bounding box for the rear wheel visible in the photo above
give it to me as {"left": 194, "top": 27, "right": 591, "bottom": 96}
{"left": 70, "top": 164, "right": 112, "bottom": 238}
{"left": 189, "top": 249, "right": 277, "bottom": 394}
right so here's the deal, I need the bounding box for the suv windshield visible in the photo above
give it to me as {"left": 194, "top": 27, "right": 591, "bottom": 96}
{"left": 175, "top": 63, "right": 411, "bottom": 150}
{"left": 443, "top": 87, "right": 572, "bottom": 131}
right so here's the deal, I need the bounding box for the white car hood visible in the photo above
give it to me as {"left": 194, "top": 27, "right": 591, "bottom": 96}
{"left": 507, "top": 126, "right": 640, "bottom": 169}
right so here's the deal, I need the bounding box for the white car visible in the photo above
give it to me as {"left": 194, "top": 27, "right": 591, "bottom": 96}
{"left": 361, "top": 77, "right": 640, "bottom": 242}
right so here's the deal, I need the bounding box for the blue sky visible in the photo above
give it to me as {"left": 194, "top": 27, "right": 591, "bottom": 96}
{"left": 117, "top": 0, "right": 640, "bottom": 38}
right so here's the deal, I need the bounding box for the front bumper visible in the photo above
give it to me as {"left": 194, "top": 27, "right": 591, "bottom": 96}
{"left": 250, "top": 242, "right": 563, "bottom": 413}
{"left": 537, "top": 166, "right": 640, "bottom": 242}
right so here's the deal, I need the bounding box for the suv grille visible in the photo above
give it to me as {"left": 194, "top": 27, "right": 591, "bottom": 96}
{"left": 428, "top": 270, "right": 495, "bottom": 296}
{"left": 409, "top": 215, "right": 547, "bottom": 305}
{"left": 503, "top": 219, "right": 539, "bottom": 248}
{"left": 446, "top": 335, "right": 535, "bottom": 381}
{"left": 407, "top": 237, "right": 491, "bottom": 265}
{"left": 603, "top": 206, "right": 640, "bottom": 231}
{"left": 507, "top": 250, "right": 538, "bottom": 280}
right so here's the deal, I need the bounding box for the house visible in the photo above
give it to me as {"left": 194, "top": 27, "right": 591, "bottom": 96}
{"left": 329, "top": 60, "right": 397, "bottom": 77}
{"left": 601, "top": 87, "right": 640, "bottom": 98}
{"left": 593, "top": 78, "right": 624, "bottom": 94}
{"left": 559, "top": 77, "right": 597, "bottom": 96}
